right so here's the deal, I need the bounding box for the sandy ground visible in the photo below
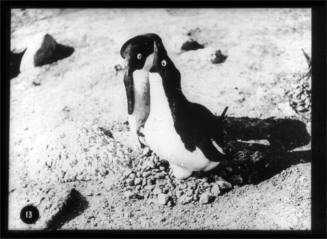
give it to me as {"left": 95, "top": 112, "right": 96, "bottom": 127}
{"left": 9, "top": 8, "right": 311, "bottom": 230}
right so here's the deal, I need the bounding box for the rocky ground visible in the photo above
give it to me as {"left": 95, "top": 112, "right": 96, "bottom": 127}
{"left": 9, "top": 8, "right": 311, "bottom": 230}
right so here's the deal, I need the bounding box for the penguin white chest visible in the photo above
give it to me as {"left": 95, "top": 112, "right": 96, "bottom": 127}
{"left": 128, "top": 70, "right": 150, "bottom": 133}
{"left": 144, "top": 73, "right": 219, "bottom": 173}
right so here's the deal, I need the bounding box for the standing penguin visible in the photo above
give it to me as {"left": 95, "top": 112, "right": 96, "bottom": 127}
{"left": 120, "top": 34, "right": 161, "bottom": 148}
{"left": 142, "top": 39, "right": 228, "bottom": 179}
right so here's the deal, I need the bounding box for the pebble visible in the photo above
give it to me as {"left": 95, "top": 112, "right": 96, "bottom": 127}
{"left": 123, "top": 191, "right": 134, "bottom": 199}
{"left": 179, "top": 195, "right": 193, "bottom": 205}
{"left": 199, "top": 192, "right": 211, "bottom": 204}
{"left": 211, "top": 184, "right": 220, "bottom": 196}
{"left": 147, "top": 178, "right": 155, "bottom": 185}
{"left": 129, "top": 173, "right": 136, "bottom": 180}
{"left": 159, "top": 166, "right": 166, "bottom": 171}
{"left": 144, "top": 185, "right": 155, "bottom": 191}
{"left": 210, "top": 50, "right": 228, "bottom": 64}
{"left": 231, "top": 175, "right": 243, "bottom": 185}
{"left": 155, "top": 172, "right": 166, "bottom": 179}
{"left": 181, "top": 40, "right": 204, "bottom": 51}
{"left": 134, "top": 178, "right": 142, "bottom": 186}
{"left": 142, "top": 171, "right": 151, "bottom": 178}
{"left": 157, "top": 193, "right": 170, "bottom": 205}
{"left": 225, "top": 167, "right": 233, "bottom": 173}
{"left": 126, "top": 178, "right": 134, "bottom": 186}
{"left": 153, "top": 187, "right": 162, "bottom": 195}
{"left": 217, "top": 180, "right": 232, "bottom": 190}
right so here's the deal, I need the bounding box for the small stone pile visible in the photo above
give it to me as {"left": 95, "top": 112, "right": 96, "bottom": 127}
{"left": 286, "top": 50, "right": 311, "bottom": 122}
{"left": 286, "top": 71, "right": 311, "bottom": 121}
{"left": 119, "top": 152, "right": 233, "bottom": 207}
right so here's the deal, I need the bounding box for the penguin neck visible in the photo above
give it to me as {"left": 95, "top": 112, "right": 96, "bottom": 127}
{"left": 161, "top": 67, "right": 188, "bottom": 113}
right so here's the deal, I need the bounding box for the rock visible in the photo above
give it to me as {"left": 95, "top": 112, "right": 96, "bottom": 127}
{"left": 199, "top": 192, "right": 211, "bottom": 204}
{"left": 126, "top": 178, "right": 134, "bottom": 186}
{"left": 10, "top": 49, "right": 26, "bottom": 79}
{"left": 123, "top": 191, "right": 144, "bottom": 200}
{"left": 179, "top": 195, "right": 193, "bottom": 205}
{"left": 211, "top": 184, "right": 221, "bottom": 196}
{"left": 193, "top": 194, "right": 199, "bottom": 201}
{"left": 250, "top": 151, "right": 263, "bottom": 163}
{"left": 217, "top": 180, "right": 232, "bottom": 190}
{"left": 46, "top": 189, "right": 88, "bottom": 230}
{"left": 147, "top": 178, "right": 155, "bottom": 185}
{"left": 154, "top": 172, "right": 166, "bottom": 179}
{"left": 153, "top": 187, "right": 162, "bottom": 195}
{"left": 142, "top": 160, "right": 155, "bottom": 170}
{"left": 156, "top": 179, "right": 166, "bottom": 185}
{"left": 128, "top": 173, "right": 136, "bottom": 180}
{"left": 142, "top": 171, "right": 151, "bottom": 178}
{"left": 231, "top": 175, "right": 243, "bottom": 185}
{"left": 20, "top": 33, "right": 74, "bottom": 72}
{"left": 210, "top": 50, "right": 228, "bottom": 64}
{"left": 159, "top": 166, "right": 166, "bottom": 171}
{"left": 157, "top": 193, "right": 170, "bottom": 205}
{"left": 225, "top": 167, "right": 233, "bottom": 173}
{"left": 202, "top": 182, "right": 209, "bottom": 189}
{"left": 176, "top": 190, "right": 184, "bottom": 198}
{"left": 134, "top": 178, "right": 142, "bottom": 186}
{"left": 181, "top": 40, "right": 204, "bottom": 51}
{"left": 144, "top": 185, "right": 155, "bottom": 191}
{"left": 98, "top": 127, "right": 114, "bottom": 138}
{"left": 114, "top": 64, "right": 123, "bottom": 73}
{"left": 123, "top": 191, "right": 134, "bottom": 199}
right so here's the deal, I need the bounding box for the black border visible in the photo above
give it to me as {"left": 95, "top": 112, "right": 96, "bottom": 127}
{"left": 1, "top": 1, "right": 326, "bottom": 238}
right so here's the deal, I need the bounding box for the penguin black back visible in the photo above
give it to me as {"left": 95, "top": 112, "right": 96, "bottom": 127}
{"left": 149, "top": 41, "right": 226, "bottom": 162}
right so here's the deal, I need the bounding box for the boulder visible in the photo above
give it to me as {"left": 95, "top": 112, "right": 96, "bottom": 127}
{"left": 181, "top": 40, "right": 204, "bottom": 51}
{"left": 10, "top": 49, "right": 26, "bottom": 79}
{"left": 20, "top": 33, "right": 74, "bottom": 72}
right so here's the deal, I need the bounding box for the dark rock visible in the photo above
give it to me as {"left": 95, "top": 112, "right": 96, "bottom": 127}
{"left": 114, "top": 64, "right": 123, "bottom": 73}
{"left": 34, "top": 34, "right": 74, "bottom": 67}
{"left": 46, "top": 188, "right": 88, "bottom": 230}
{"left": 98, "top": 127, "right": 113, "bottom": 138}
{"left": 10, "top": 49, "right": 26, "bottom": 79}
{"left": 181, "top": 40, "right": 204, "bottom": 51}
{"left": 210, "top": 50, "right": 228, "bottom": 64}
{"left": 231, "top": 174, "right": 243, "bottom": 185}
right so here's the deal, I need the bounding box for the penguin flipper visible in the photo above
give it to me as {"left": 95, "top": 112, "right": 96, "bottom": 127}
{"left": 199, "top": 139, "right": 227, "bottom": 162}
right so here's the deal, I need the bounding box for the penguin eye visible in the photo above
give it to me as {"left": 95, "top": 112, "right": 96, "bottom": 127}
{"left": 137, "top": 53, "right": 142, "bottom": 60}
{"left": 161, "top": 60, "right": 167, "bottom": 67}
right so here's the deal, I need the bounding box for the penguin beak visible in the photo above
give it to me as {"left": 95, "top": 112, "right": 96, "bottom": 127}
{"left": 123, "top": 69, "right": 135, "bottom": 115}
{"left": 149, "top": 41, "right": 159, "bottom": 72}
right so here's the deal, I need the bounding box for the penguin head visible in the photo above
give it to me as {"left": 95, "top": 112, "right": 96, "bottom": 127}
{"left": 150, "top": 41, "right": 179, "bottom": 85}
{"left": 120, "top": 33, "right": 162, "bottom": 115}
{"left": 120, "top": 33, "right": 162, "bottom": 73}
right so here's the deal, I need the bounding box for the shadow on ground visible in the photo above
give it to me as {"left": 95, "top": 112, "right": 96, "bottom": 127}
{"left": 201, "top": 116, "right": 311, "bottom": 186}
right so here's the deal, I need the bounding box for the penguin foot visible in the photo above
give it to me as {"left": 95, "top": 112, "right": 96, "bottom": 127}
{"left": 170, "top": 164, "right": 192, "bottom": 179}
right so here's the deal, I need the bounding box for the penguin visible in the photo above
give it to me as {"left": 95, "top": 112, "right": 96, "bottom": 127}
{"left": 120, "top": 34, "right": 161, "bottom": 148}
{"left": 142, "top": 39, "right": 228, "bottom": 179}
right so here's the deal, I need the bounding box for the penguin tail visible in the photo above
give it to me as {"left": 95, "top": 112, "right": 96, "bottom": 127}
{"left": 221, "top": 106, "right": 228, "bottom": 118}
